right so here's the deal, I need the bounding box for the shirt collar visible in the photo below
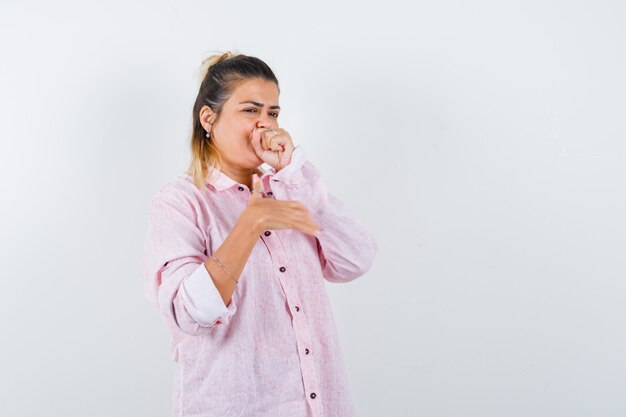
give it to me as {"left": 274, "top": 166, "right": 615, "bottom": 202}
{"left": 204, "top": 164, "right": 276, "bottom": 192}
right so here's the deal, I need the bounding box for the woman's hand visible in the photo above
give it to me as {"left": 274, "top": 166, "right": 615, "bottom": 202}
{"left": 244, "top": 173, "right": 320, "bottom": 236}
{"left": 249, "top": 126, "right": 296, "bottom": 172}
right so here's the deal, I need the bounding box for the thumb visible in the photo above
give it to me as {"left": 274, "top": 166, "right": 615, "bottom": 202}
{"left": 249, "top": 173, "right": 264, "bottom": 201}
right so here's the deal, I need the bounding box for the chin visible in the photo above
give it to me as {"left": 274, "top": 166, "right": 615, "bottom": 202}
{"left": 237, "top": 158, "right": 261, "bottom": 172}
{"left": 250, "top": 152, "right": 264, "bottom": 166}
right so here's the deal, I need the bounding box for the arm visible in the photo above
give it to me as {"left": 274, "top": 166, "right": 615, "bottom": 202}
{"left": 141, "top": 190, "right": 260, "bottom": 336}
{"left": 311, "top": 192, "right": 378, "bottom": 282}
{"left": 269, "top": 146, "right": 378, "bottom": 282}
{"left": 201, "top": 212, "right": 260, "bottom": 307}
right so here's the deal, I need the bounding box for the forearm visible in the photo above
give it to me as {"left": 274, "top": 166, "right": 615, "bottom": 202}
{"left": 271, "top": 157, "right": 376, "bottom": 282}
{"left": 204, "top": 211, "right": 260, "bottom": 306}
{"left": 312, "top": 193, "right": 377, "bottom": 282}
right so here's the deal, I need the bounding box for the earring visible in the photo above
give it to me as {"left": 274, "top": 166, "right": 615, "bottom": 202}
{"left": 206, "top": 131, "right": 211, "bottom": 138}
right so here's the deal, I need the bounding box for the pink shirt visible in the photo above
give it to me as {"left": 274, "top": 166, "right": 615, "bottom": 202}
{"left": 141, "top": 145, "right": 377, "bottom": 417}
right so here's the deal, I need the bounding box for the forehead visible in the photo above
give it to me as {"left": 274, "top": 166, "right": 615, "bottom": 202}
{"left": 229, "top": 78, "right": 279, "bottom": 103}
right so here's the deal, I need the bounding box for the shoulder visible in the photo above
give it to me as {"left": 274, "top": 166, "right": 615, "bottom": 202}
{"left": 153, "top": 172, "right": 206, "bottom": 201}
{"left": 149, "top": 173, "right": 209, "bottom": 223}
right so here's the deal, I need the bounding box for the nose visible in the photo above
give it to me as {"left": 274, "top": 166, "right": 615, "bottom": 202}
{"left": 256, "top": 113, "right": 275, "bottom": 129}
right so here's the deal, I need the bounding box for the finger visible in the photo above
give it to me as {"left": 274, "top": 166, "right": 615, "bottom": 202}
{"left": 293, "top": 218, "right": 321, "bottom": 236}
{"left": 253, "top": 127, "right": 271, "bottom": 148}
{"left": 261, "top": 129, "right": 272, "bottom": 150}
{"left": 269, "top": 135, "right": 287, "bottom": 152}
{"left": 253, "top": 166, "right": 265, "bottom": 176}
{"left": 258, "top": 129, "right": 265, "bottom": 150}
{"left": 261, "top": 208, "right": 320, "bottom": 235}
{"left": 267, "top": 210, "right": 317, "bottom": 233}
{"left": 250, "top": 128, "right": 264, "bottom": 155}
{"left": 279, "top": 207, "right": 320, "bottom": 235}
{"left": 250, "top": 173, "right": 263, "bottom": 199}
{"left": 264, "top": 128, "right": 282, "bottom": 150}
{"left": 253, "top": 173, "right": 264, "bottom": 190}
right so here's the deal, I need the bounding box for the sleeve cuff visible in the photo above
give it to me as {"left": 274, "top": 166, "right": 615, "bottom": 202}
{"left": 266, "top": 144, "right": 328, "bottom": 214}
{"left": 180, "top": 262, "right": 237, "bottom": 327}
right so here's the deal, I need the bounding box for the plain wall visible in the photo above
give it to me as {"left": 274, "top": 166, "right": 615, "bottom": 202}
{"left": 1, "top": 1, "right": 625, "bottom": 416}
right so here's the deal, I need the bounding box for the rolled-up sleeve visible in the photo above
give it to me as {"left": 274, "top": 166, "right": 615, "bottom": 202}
{"left": 177, "top": 263, "right": 236, "bottom": 328}
{"left": 269, "top": 146, "right": 378, "bottom": 282}
{"left": 141, "top": 190, "right": 236, "bottom": 336}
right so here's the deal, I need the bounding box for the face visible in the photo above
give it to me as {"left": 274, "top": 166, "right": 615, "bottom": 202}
{"left": 202, "top": 77, "right": 280, "bottom": 171}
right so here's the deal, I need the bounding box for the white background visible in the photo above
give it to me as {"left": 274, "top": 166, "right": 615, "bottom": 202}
{"left": 1, "top": 1, "right": 625, "bottom": 416}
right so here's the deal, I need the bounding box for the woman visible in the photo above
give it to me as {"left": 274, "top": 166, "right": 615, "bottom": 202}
{"left": 141, "top": 51, "right": 377, "bottom": 417}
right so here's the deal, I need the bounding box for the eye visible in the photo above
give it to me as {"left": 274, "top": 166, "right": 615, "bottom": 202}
{"left": 270, "top": 112, "right": 279, "bottom": 118}
{"left": 244, "top": 108, "right": 258, "bottom": 113}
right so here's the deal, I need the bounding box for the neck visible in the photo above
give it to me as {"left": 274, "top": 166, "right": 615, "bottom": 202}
{"left": 220, "top": 163, "right": 255, "bottom": 190}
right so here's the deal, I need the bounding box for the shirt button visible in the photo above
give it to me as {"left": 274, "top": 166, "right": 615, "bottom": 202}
{"left": 264, "top": 231, "right": 271, "bottom": 236}
{"left": 279, "top": 266, "right": 286, "bottom": 272}
{"left": 295, "top": 306, "right": 300, "bottom": 312}
{"left": 305, "top": 348, "right": 309, "bottom": 355}
{"left": 310, "top": 393, "right": 316, "bottom": 399}
{"left": 237, "top": 186, "right": 244, "bottom": 191}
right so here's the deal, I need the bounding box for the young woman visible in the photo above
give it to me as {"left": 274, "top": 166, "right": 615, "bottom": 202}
{"left": 142, "top": 51, "right": 377, "bottom": 417}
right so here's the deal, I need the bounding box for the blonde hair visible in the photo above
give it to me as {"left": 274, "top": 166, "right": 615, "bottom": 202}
{"left": 186, "top": 51, "right": 280, "bottom": 191}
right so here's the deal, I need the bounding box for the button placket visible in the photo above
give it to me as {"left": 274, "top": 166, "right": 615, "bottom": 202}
{"left": 261, "top": 230, "right": 323, "bottom": 416}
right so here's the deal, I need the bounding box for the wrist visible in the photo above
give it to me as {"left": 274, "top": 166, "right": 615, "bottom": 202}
{"left": 238, "top": 208, "right": 263, "bottom": 238}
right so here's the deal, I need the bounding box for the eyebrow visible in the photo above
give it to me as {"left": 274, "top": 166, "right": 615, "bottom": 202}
{"left": 239, "top": 100, "right": 281, "bottom": 110}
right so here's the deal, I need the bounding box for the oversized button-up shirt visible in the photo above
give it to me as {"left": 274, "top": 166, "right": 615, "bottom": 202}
{"left": 141, "top": 145, "right": 377, "bottom": 417}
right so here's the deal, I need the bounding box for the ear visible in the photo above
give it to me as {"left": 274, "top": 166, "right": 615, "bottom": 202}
{"left": 199, "top": 105, "right": 217, "bottom": 132}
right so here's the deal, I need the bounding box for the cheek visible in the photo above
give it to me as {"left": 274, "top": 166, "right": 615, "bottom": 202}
{"left": 231, "top": 116, "right": 256, "bottom": 137}
{"left": 217, "top": 119, "right": 251, "bottom": 143}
